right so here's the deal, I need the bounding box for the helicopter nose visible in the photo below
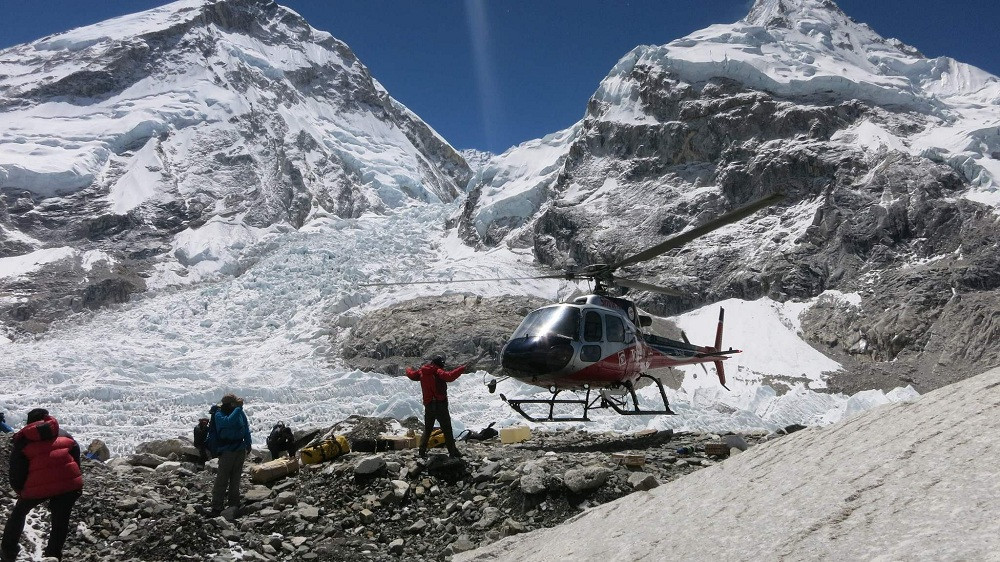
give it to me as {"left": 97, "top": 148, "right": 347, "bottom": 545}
{"left": 501, "top": 336, "right": 574, "bottom": 375}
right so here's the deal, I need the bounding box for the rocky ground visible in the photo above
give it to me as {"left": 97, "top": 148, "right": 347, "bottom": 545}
{"left": 0, "top": 416, "right": 788, "bottom": 561}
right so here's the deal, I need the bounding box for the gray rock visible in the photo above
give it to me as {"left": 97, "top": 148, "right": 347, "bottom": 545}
{"left": 723, "top": 434, "right": 749, "bottom": 451}
{"left": 136, "top": 438, "right": 200, "bottom": 460}
{"left": 359, "top": 508, "right": 375, "bottom": 524}
{"left": 448, "top": 535, "right": 478, "bottom": 555}
{"left": 520, "top": 469, "right": 547, "bottom": 495}
{"left": 390, "top": 479, "right": 409, "bottom": 500}
{"left": 496, "top": 470, "right": 519, "bottom": 483}
{"left": 245, "top": 486, "right": 272, "bottom": 502}
{"left": 340, "top": 294, "right": 546, "bottom": 373}
{"left": 627, "top": 472, "right": 660, "bottom": 491}
{"left": 474, "top": 461, "right": 503, "bottom": 483}
{"left": 153, "top": 461, "right": 183, "bottom": 473}
{"left": 474, "top": 507, "right": 501, "bottom": 530}
{"left": 354, "top": 456, "right": 386, "bottom": 476}
{"left": 295, "top": 505, "right": 320, "bottom": 521}
{"left": 500, "top": 518, "right": 528, "bottom": 537}
{"left": 128, "top": 453, "right": 169, "bottom": 468}
{"left": 388, "top": 538, "right": 404, "bottom": 555}
{"left": 563, "top": 465, "right": 612, "bottom": 493}
{"left": 273, "top": 491, "right": 297, "bottom": 509}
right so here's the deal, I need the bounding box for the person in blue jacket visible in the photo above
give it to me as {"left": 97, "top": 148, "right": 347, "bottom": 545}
{"left": 0, "top": 413, "right": 12, "bottom": 433}
{"left": 205, "top": 394, "right": 252, "bottom": 516}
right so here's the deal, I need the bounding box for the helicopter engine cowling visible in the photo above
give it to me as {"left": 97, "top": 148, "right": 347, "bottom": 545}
{"left": 501, "top": 335, "right": 575, "bottom": 376}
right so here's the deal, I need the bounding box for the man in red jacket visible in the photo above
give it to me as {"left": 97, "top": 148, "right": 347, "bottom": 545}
{"left": 1, "top": 408, "right": 83, "bottom": 562}
{"left": 407, "top": 352, "right": 484, "bottom": 458}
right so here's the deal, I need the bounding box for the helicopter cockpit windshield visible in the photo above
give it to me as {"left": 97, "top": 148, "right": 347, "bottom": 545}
{"left": 510, "top": 305, "right": 580, "bottom": 340}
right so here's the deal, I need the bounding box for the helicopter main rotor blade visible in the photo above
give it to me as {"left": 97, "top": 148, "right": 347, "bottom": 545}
{"left": 607, "top": 192, "right": 784, "bottom": 272}
{"left": 359, "top": 273, "right": 569, "bottom": 287}
{"left": 614, "top": 278, "right": 687, "bottom": 297}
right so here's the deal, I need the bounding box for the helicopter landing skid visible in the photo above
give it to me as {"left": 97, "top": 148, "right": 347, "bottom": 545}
{"left": 500, "top": 375, "right": 675, "bottom": 423}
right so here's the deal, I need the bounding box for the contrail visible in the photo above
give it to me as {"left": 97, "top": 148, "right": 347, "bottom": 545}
{"left": 465, "top": 0, "right": 501, "bottom": 151}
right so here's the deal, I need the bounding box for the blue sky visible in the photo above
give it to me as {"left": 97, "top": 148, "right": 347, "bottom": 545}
{"left": 1, "top": 1, "right": 998, "bottom": 153}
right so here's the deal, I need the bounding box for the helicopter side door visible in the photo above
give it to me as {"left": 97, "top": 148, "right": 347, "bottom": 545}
{"left": 604, "top": 312, "right": 630, "bottom": 379}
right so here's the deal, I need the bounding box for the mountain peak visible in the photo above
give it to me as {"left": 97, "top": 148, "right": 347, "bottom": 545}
{"left": 745, "top": 0, "right": 850, "bottom": 28}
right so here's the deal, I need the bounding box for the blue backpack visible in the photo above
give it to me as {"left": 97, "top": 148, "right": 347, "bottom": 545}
{"left": 209, "top": 407, "right": 246, "bottom": 452}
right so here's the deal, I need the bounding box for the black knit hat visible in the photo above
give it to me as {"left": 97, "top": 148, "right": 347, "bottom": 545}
{"left": 26, "top": 408, "right": 49, "bottom": 423}
{"left": 431, "top": 354, "right": 446, "bottom": 367}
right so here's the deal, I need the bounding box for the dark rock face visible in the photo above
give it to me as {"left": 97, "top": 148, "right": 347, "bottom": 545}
{"left": 339, "top": 294, "right": 550, "bottom": 375}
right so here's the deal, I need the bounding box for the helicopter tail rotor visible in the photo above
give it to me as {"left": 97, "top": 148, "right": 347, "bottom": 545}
{"left": 714, "top": 308, "right": 730, "bottom": 390}
{"left": 715, "top": 359, "right": 729, "bottom": 391}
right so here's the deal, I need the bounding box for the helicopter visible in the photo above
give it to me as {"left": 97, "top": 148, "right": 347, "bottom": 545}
{"left": 364, "top": 192, "right": 783, "bottom": 422}
{"left": 487, "top": 192, "right": 782, "bottom": 422}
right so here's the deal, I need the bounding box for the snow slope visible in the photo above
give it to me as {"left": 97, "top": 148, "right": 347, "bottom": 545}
{"left": 458, "top": 365, "right": 1000, "bottom": 562}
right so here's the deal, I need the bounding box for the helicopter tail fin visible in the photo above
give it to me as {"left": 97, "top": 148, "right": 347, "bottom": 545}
{"left": 714, "top": 307, "right": 725, "bottom": 351}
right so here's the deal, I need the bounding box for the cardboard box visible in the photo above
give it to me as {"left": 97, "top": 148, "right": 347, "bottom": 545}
{"left": 499, "top": 425, "right": 531, "bottom": 444}
{"left": 704, "top": 443, "right": 731, "bottom": 457}
{"left": 611, "top": 453, "right": 646, "bottom": 468}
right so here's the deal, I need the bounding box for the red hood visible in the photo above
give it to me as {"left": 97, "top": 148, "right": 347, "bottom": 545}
{"left": 17, "top": 416, "right": 60, "bottom": 442}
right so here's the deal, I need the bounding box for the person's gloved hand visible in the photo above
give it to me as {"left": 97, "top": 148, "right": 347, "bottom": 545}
{"left": 465, "top": 349, "right": 490, "bottom": 369}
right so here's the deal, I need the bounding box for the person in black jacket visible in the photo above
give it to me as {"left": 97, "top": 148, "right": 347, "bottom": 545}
{"left": 266, "top": 422, "right": 296, "bottom": 460}
{"left": 193, "top": 418, "right": 210, "bottom": 464}
{"left": 1, "top": 408, "right": 83, "bottom": 562}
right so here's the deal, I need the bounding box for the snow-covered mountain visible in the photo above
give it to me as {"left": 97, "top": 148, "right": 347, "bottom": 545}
{"left": 0, "top": 0, "right": 469, "bottom": 331}
{"left": 0, "top": 0, "right": 990, "bottom": 454}
{"left": 459, "top": 0, "right": 1000, "bottom": 392}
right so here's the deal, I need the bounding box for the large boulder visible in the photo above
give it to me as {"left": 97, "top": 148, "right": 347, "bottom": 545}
{"left": 135, "top": 438, "right": 200, "bottom": 461}
{"left": 563, "top": 465, "right": 612, "bottom": 494}
{"left": 339, "top": 294, "right": 548, "bottom": 375}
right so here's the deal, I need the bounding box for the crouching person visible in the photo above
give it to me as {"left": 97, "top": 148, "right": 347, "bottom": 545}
{"left": 1, "top": 408, "right": 84, "bottom": 562}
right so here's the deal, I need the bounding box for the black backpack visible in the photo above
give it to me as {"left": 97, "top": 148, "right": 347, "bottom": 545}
{"left": 459, "top": 422, "right": 498, "bottom": 441}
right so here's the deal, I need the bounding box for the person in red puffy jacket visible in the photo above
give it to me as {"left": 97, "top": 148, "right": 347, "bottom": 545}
{"left": 1, "top": 408, "right": 83, "bottom": 562}
{"left": 406, "top": 352, "right": 484, "bottom": 458}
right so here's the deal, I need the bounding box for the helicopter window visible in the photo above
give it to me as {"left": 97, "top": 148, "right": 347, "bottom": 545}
{"left": 583, "top": 311, "right": 603, "bottom": 342}
{"left": 511, "top": 306, "right": 580, "bottom": 339}
{"left": 606, "top": 315, "right": 625, "bottom": 343}
{"left": 580, "top": 345, "right": 602, "bottom": 362}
